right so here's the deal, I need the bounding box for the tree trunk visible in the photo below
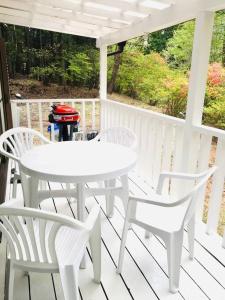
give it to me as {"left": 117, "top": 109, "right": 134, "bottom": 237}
{"left": 108, "top": 52, "right": 122, "bottom": 94}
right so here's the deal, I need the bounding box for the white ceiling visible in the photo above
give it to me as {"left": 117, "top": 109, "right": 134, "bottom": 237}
{"left": 0, "top": 0, "right": 224, "bottom": 47}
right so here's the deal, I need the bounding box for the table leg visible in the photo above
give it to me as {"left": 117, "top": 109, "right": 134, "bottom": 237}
{"left": 77, "top": 183, "right": 86, "bottom": 268}
{"left": 20, "top": 171, "right": 30, "bottom": 207}
{"left": 29, "top": 177, "right": 39, "bottom": 208}
{"left": 105, "top": 179, "right": 116, "bottom": 218}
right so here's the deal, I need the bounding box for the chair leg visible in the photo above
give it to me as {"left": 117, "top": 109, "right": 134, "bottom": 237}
{"left": 66, "top": 183, "right": 72, "bottom": 202}
{"left": 144, "top": 231, "right": 152, "bottom": 239}
{"left": 20, "top": 172, "right": 30, "bottom": 207}
{"left": 166, "top": 230, "right": 183, "bottom": 293}
{"left": 60, "top": 265, "right": 80, "bottom": 300}
{"left": 120, "top": 175, "right": 129, "bottom": 215}
{"left": 89, "top": 211, "right": 101, "bottom": 283}
{"left": 8, "top": 262, "right": 15, "bottom": 300}
{"left": 187, "top": 215, "right": 195, "bottom": 260}
{"left": 117, "top": 218, "right": 130, "bottom": 274}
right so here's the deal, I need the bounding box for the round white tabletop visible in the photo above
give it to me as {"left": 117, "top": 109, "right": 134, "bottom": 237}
{"left": 20, "top": 141, "right": 137, "bottom": 183}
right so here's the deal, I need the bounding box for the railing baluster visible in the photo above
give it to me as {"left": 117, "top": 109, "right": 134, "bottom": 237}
{"left": 206, "top": 138, "right": 225, "bottom": 235}
{"left": 26, "top": 103, "right": 31, "bottom": 128}
{"left": 92, "top": 100, "right": 96, "bottom": 130}
{"left": 152, "top": 120, "right": 164, "bottom": 186}
{"left": 196, "top": 133, "right": 212, "bottom": 218}
{"left": 170, "top": 126, "right": 184, "bottom": 197}
{"left": 38, "top": 102, "right": 44, "bottom": 135}
{"left": 161, "top": 124, "right": 174, "bottom": 194}
{"left": 82, "top": 101, "right": 86, "bottom": 139}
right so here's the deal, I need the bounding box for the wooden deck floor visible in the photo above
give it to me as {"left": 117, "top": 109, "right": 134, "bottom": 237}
{"left": 1, "top": 171, "right": 225, "bottom": 300}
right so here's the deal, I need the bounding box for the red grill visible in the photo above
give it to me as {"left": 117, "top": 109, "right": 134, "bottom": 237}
{"left": 49, "top": 104, "right": 80, "bottom": 123}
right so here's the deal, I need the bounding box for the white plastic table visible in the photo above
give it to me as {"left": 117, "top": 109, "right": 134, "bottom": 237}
{"left": 20, "top": 141, "right": 137, "bottom": 220}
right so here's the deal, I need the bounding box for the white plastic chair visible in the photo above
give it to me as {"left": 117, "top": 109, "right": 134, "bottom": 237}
{"left": 91, "top": 126, "right": 137, "bottom": 216}
{"left": 0, "top": 199, "right": 101, "bottom": 300}
{"left": 93, "top": 127, "right": 137, "bottom": 150}
{"left": 117, "top": 166, "right": 217, "bottom": 293}
{"left": 0, "top": 127, "right": 50, "bottom": 197}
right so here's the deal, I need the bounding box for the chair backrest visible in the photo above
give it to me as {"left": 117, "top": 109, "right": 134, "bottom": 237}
{"left": 94, "top": 127, "right": 137, "bottom": 150}
{"left": 178, "top": 167, "right": 217, "bottom": 227}
{"left": 0, "top": 204, "right": 99, "bottom": 265}
{"left": 0, "top": 127, "right": 50, "bottom": 162}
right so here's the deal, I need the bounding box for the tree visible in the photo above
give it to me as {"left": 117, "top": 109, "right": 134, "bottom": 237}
{"left": 145, "top": 26, "right": 177, "bottom": 54}
{"left": 107, "top": 41, "right": 126, "bottom": 94}
{"left": 164, "top": 10, "right": 225, "bottom": 70}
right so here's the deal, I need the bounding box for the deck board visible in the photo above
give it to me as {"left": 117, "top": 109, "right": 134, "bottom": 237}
{"left": 1, "top": 171, "right": 225, "bottom": 300}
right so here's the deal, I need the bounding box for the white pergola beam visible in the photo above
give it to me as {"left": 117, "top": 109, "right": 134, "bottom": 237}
{"left": 1, "top": 0, "right": 124, "bottom": 30}
{"left": 74, "top": 14, "right": 125, "bottom": 29}
{"left": 82, "top": 0, "right": 154, "bottom": 15}
{"left": 35, "top": 0, "right": 142, "bottom": 22}
{"left": 97, "top": 0, "right": 225, "bottom": 47}
{"left": 0, "top": 13, "right": 97, "bottom": 38}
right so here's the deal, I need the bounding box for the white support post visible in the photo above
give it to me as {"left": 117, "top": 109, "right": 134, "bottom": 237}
{"left": 99, "top": 45, "right": 107, "bottom": 130}
{"left": 185, "top": 11, "right": 215, "bottom": 127}
{"left": 181, "top": 11, "right": 215, "bottom": 172}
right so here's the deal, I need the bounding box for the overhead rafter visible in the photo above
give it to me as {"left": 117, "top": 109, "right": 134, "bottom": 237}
{"left": 0, "top": 13, "right": 98, "bottom": 39}
{"left": 0, "top": 0, "right": 224, "bottom": 43}
{"left": 97, "top": 0, "right": 225, "bottom": 47}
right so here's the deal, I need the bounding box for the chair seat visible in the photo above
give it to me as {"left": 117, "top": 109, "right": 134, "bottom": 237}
{"left": 135, "top": 194, "right": 189, "bottom": 233}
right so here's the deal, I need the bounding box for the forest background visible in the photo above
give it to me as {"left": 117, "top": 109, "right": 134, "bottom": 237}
{"left": 1, "top": 9, "right": 224, "bottom": 129}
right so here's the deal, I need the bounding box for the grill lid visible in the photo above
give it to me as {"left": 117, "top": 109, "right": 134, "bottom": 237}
{"left": 52, "top": 104, "right": 78, "bottom": 115}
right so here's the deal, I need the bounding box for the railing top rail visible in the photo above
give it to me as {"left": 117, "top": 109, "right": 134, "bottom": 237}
{"left": 193, "top": 124, "right": 225, "bottom": 140}
{"left": 103, "top": 98, "right": 185, "bottom": 126}
{"left": 11, "top": 98, "right": 99, "bottom": 104}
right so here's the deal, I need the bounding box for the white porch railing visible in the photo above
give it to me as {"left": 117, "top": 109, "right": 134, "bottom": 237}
{"left": 101, "top": 99, "right": 225, "bottom": 244}
{"left": 11, "top": 98, "right": 100, "bottom": 141}
{"left": 10, "top": 97, "right": 225, "bottom": 246}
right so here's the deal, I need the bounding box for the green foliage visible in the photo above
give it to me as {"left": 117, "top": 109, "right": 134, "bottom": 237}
{"left": 203, "top": 62, "right": 225, "bottom": 128}
{"left": 158, "top": 75, "right": 188, "bottom": 117}
{"left": 115, "top": 52, "right": 169, "bottom": 104}
{"left": 1, "top": 24, "right": 98, "bottom": 88}
{"left": 204, "top": 99, "right": 225, "bottom": 129}
{"left": 163, "top": 21, "right": 195, "bottom": 70}
{"left": 115, "top": 51, "right": 188, "bottom": 116}
{"left": 30, "top": 65, "right": 65, "bottom": 85}
{"left": 68, "top": 53, "right": 93, "bottom": 86}
{"left": 164, "top": 11, "right": 225, "bottom": 69}
{"left": 145, "top": 26, "right": 177, "bottom": 53}
{"left": 205, "top": 63, "right": 225, "bottom": 105}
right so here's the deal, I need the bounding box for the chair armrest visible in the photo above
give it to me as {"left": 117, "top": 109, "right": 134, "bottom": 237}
{"left": 37, "top": 132, "right": 52, "bottom": 144}
{"left": 129, "top": 195, "right": 185, "bottom": 208}
{"left": 157, "top": 171, "right": 201, "bottom": 194}
{"left": 0, "top": 206, "right": 88, "bottom": 231}
{"left": 157, "top": 166, "right": 217, "bottom": 194}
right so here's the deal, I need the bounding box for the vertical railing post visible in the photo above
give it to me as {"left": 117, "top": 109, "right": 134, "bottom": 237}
{"left": 99, "top": 45, "right": 107, "bottom": 131}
